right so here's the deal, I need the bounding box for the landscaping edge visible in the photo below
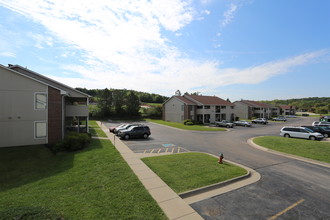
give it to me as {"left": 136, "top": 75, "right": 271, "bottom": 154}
{"left": 248, "top": 137, "right": 330, "bottom": 169}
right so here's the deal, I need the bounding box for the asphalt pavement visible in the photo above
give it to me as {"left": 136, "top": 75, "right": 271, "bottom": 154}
{"left": 105, "top": 117, "right": 330, "bottom": 219}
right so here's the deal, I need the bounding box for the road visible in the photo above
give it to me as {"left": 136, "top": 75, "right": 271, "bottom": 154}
{"left": 105, "top": 117, "right": 330, "bottom": 219}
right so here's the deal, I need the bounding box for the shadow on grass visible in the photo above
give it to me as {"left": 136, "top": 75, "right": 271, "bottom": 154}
{"left": 0, "top": 139, "right": 103, "bottom": 192}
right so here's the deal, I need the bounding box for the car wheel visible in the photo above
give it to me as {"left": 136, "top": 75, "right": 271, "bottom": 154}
{"left": 324, "top": 134, "right": 328, "bottom": 138}
{"left": 284, "top": 134, "right": 290, "bottom": 138}
{"left": 143, "top": 133, "right": 149, "bottom": 139}
{"left": 309, "top": 136, "right": 316, "bottom": 141}
{"left": 124, "top": 134, "right": 130, "bottom": 140}
{"left": 244, "top": 124, "right": 247, "bottom": 127}
{"left": 226, "top": 125, "right": 230, "bottom": 128}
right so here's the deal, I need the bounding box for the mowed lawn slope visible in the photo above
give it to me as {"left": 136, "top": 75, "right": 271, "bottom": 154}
{"left": 0, "top": 139, "right": 166, "bottom": 219}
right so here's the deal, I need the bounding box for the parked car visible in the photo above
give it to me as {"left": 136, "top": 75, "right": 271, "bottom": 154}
{"left": 252, "top": 118, "right": 268, "bottom": 124}
{"left": 280, "top": 126, "right": 324, "bottom": 141}
{"left": 114, "top": 123, "right": 141, "bottom": 135}
{"left": 215, "top": 120, "right": 234, "bottom": 128}
{"left": 312, "top": 121, "right": 330, "bottom": 127}
{"left": 301, "top": 126, "right": 330, "bottom": 138}
{"left": 118, "top": 125, "right": 151, "bottom": 140}
{"left": 272, "top": 117, "right": 287, "bottom": 122}
{"left": 233, "top": 120, "right": 252, "bottom": 127}
{"left": 109, "top": 123, "right": 127, "bottom": 133}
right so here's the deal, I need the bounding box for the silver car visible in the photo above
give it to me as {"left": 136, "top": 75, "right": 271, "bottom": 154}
{"left": 280, "top": 126, "right": 323, "bottom": 141}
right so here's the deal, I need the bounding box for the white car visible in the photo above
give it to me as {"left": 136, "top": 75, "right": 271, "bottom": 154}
{"left": 312, "top": 121, "right": 330, "bottom": 127}
{"left": 280, "top": 126, "right": 324, "bottom": 141}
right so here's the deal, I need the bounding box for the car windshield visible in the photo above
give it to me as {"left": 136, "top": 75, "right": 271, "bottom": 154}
{"left": 305, "top": 128, "right": 314, "bottom": 133}
{"left": 118, "top": 124, "right": 127, "bottom": 128}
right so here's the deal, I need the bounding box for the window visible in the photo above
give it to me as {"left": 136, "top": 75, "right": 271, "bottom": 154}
{"left": 221, "top": 106, "right": 226, "bottom": 109}
{"left": 35, "top": 122, "right": 47, "bottom": 138}
{"left": 204, "top": 106, "right": 210, "bottom": 109}
{"left": 35, "top": 93, "right": 47, "bottom": 109}
{"left": 197, "top": 106, "right": 203, "bottom": 109}
{"left": 181, "top": 105, "right": 184, "bottom": 111}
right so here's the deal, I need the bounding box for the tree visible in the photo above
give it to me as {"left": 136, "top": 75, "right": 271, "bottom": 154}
{"left": 97, "top": 88, "right": 112, "bottom": 117}
{"left": 112, "top": 89, "right": 126, "bottom": 116}
{"left": 125, "top": 91, "right": 140, "bottom": 116}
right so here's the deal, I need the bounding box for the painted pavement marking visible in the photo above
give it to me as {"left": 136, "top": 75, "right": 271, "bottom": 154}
{"left": 268, "top": 199, "right": 305, "bottom": 220}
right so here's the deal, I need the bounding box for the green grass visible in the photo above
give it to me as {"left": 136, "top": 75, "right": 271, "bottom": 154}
{"left": 253, "top": 136, "right": 330, "bottom": 163}
{"left": 146, "top": 119, "right": 226, "bottom": 131}
{"left": 142, "top": 153, "right": 247, "bottom": 193}
{"left": 0, "top": 141, "right": 166, "bottom": 219}
{"left": 88, "top": 120, "right": 107, "bottom": 137}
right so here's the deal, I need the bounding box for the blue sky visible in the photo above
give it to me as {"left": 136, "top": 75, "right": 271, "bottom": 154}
{"left": 0, "top": 0, "right": 329, "bottom": 101}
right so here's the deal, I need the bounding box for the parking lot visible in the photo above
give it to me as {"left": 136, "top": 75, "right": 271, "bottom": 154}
{"left": 104, "top": 117, "right": 330, "bottom": 219}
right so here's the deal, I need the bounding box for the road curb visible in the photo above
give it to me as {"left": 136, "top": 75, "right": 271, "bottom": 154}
{"left": 179, "top": 171, "right": 251, "bottom": 199}
{"left": 248, "top": 137, "right": 330, "bottom": 169}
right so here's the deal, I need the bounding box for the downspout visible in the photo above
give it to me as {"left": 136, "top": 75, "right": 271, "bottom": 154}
{"left": 60, "top": 90, "right": 68, "bottom": 139}
{"left": 87, "top": 97, "right": 89, "bottom": 133}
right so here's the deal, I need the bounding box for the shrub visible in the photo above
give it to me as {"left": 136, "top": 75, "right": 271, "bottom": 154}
{"left": 183, "top": 119, "right": 194, "bottom": 125}
{"left": 52, "top": 132, "right": 91, "bottom": 153}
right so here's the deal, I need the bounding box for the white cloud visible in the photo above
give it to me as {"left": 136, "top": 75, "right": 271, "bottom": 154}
{"left": 27, "top": 33, "right": 53, "bottom": 49}
{"left": 221, "top": 3, "right": 238, "bottom": 27}
{"left": 0, "top": 51, "right": 16, "bottom": 57}
{"left": 0, "top": 1, "right": 328, "bottom": 97}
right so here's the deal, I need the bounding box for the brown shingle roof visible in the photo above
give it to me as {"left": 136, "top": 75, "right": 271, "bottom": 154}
{"left": 279, "top": 105, "right": 296, "bottom": 110}
{"left": 239, "top": 100, "right": 272, "bottom": 108}
{"left": 184, "top": 94, "right": 234, "bottom": 106}
{"left": 175, "top": 96, "right": 196, "bottom": 105}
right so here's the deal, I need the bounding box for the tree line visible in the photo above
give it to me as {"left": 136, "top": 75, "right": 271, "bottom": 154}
{"left": 261, "top": 97, "right": 330, "bottom": 114}
{"left": 76, "top": 88, "right": 168, "bottom": 118}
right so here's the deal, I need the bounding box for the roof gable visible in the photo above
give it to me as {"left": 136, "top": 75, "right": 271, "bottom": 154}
{"left": 7, "top": 64, "right": 90, "bottom": 98}
{"left": 238, "top": 100, "right": 272, "bottom": 108}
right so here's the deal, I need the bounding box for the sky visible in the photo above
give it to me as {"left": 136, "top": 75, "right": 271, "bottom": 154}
{"left": 0, "top": 0, "right": 329, "bottom": 101}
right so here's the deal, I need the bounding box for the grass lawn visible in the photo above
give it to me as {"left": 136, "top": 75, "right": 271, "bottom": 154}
{"left": 146, "top": 119, "right": 226, "bottom": 131}
{"left": 0, "top": 141, "right": 166, "bottom": 219}
{"left": 88, "top": 120, "right": 107, "bottom": 138}
{"left": 253, "top": 136, "right": 330, "bottom": 163}
{"left": 142, "top": 152, "right": 247, "bottom": 193}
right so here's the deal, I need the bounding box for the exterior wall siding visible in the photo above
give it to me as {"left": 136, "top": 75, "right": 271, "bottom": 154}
{"left": 163, "top": 98, "right": 185, "bottom": 123}
{"left": 0, "top": 67, "right": 48, "bottom": 147}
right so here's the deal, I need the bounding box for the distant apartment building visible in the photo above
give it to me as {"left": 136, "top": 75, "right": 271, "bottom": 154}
{"left": 279, "top": 105, "right": 296, "bottom": 116}
{"left": 234, "top": 100, "right": 280, "bottom": 119}
{"left": 0, "top": 64, "right": 90, "bottom": 148}
{"left": 163, "top": 93, "right": 235, "bottom": 123}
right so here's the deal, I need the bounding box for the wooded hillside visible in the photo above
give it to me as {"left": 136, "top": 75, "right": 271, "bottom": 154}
{"left": 261, "top": 97, "right": 330, "bottom": 114}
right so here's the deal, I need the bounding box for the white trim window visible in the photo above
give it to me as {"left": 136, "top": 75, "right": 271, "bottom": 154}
{"left": 35, "top": 121, "right": 47, "bottom": 139}
{"left": 35, "top": 93, "right": 47, "bottom": 110}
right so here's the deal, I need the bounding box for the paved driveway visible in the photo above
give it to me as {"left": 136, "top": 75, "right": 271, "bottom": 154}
{"left": 104, "top": 118, "right": 330, "bottom": 219}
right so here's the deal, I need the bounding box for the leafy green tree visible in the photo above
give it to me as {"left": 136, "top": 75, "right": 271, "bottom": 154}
{"left": 125, "top": 91, "right": 140, "bottom": 116}
{"left": 97, "top": 88, "right": 112, "bottom": 117}
{"left": 113, "top": 89, "right": 126, "bottom": 116}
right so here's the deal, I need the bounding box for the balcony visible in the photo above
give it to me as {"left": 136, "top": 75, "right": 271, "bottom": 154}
{"left": 65, "top": 105, "right": 89, "bottom": 117}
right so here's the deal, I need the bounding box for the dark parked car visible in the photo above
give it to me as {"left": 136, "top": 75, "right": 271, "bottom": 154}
{"left": 114, "top": 123, "right": 141, "bottom": 135}
{"left": 302, "top": 126, "right": 330, "bottom": 138}
{"left": 233, "top": 120, "right": 252, "bottom": 127}
{"left": 118, "top": 125, "right": 151, "bottom": 140}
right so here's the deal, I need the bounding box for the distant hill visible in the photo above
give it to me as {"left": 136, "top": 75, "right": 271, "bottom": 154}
{"left": 261, "top": 97, "right": 330, "bottom": 114}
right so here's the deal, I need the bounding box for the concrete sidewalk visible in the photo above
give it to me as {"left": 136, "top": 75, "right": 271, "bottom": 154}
{"left": 98, "top": 121, "right": 203, "bottom": 220}
{"left": 97, "top": 121, "right": 260, "bottom": 219}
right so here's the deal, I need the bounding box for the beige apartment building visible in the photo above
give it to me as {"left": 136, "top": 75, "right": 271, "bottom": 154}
{"left": 0, "top": 64, "right": 90, "bottom": 148}
{"left": 163, "top": 94, "right": 235, "bottom": 123}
